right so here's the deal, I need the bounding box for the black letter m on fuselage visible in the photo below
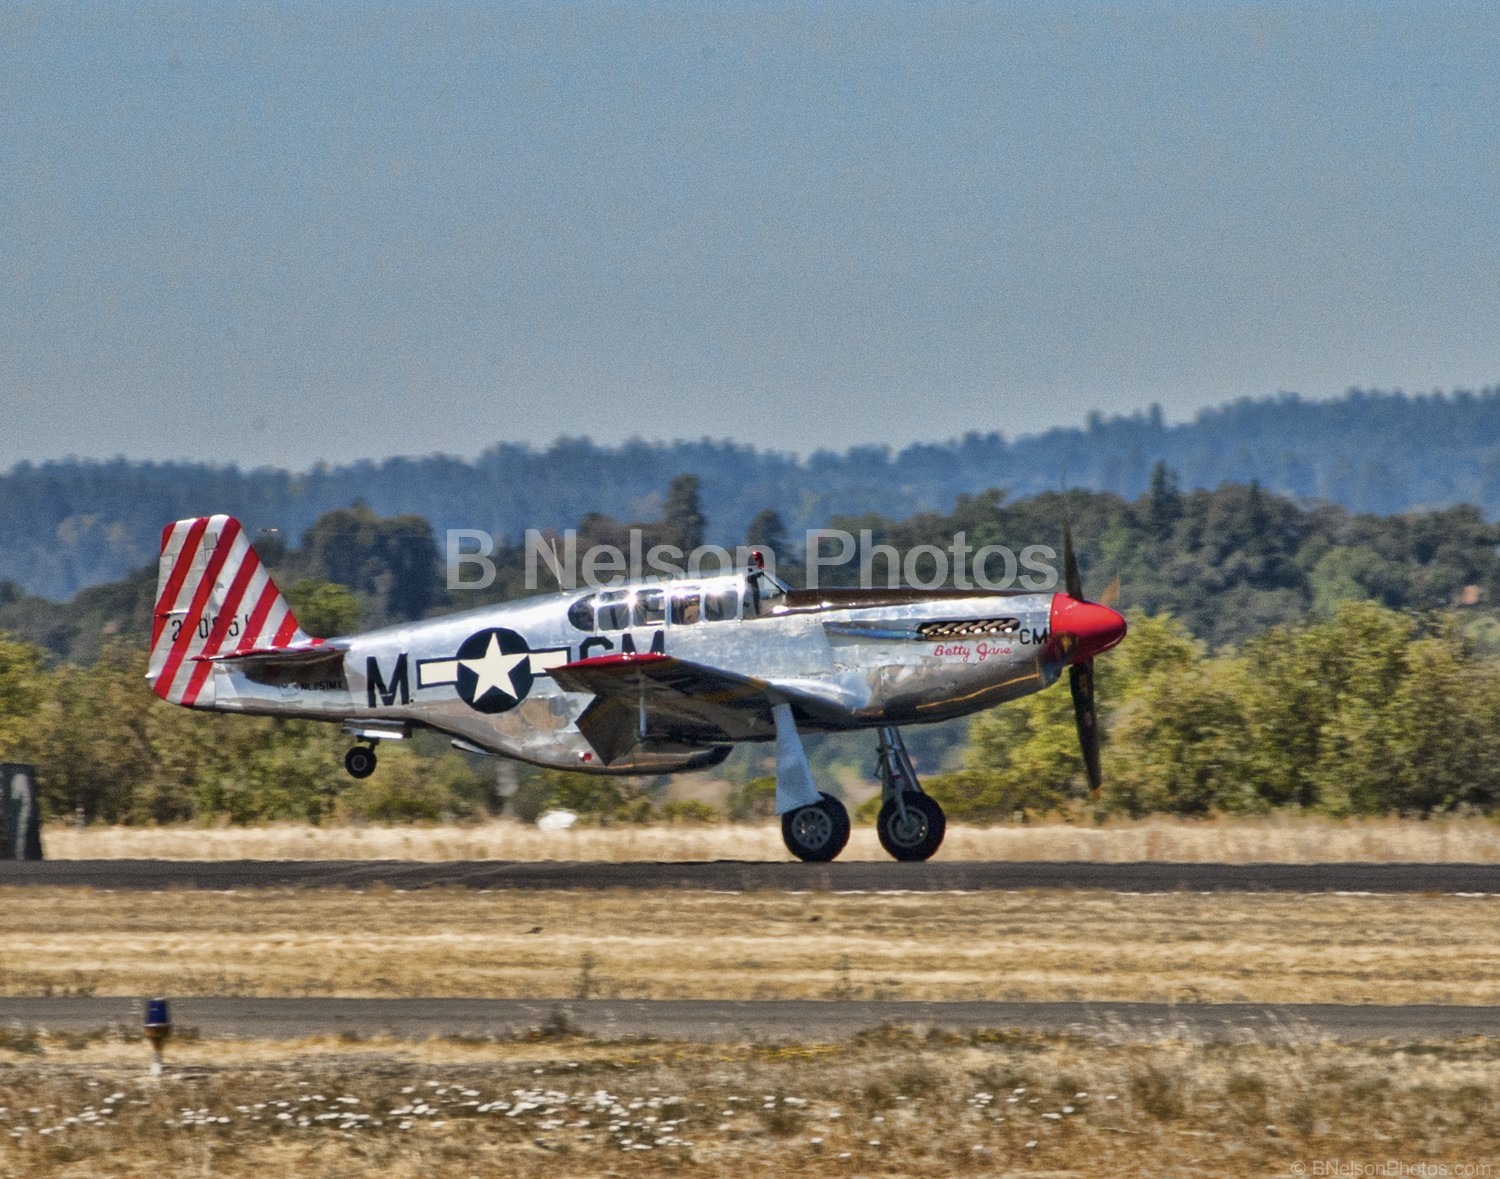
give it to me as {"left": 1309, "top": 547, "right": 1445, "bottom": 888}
{"left": 366, "top": 655, "right": 410, "bottom": 707}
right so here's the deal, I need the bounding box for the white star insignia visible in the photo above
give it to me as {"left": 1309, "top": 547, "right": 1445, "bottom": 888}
{"left": 461, "top": 633, "right": 530, "bottom": 701}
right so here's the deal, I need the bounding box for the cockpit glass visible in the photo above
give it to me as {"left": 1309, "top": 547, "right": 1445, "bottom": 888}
{"left": 633, "top": 588, "right": 666, "bottom": 627}
{"left": 566, "top": 596, "right": 595, "bottom": 632}
{"left": 670, "top": 588, "right": 701, "bottom": 625}
{"left": 596, "top": 590, "right": 631, "bottom": 631}
{"left": 703, "top": 586, "right": 739, "bottom": 622}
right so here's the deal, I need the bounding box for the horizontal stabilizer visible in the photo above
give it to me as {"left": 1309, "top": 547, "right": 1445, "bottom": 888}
{"left": 192, "top": 643, "right": 339, "bottom": 666}
{"left": 194, "top": 641, "right": 347, "bottom": 692}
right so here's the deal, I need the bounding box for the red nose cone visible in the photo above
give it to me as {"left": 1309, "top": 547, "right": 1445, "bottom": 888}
{"left": 1049, "top": 594, "right": 1127, "bottom": 663}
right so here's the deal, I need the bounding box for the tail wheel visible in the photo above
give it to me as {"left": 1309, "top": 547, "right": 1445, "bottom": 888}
{"left": 781, "top": 793, "right": 851, "bottom": 863}
{"left": 344, "top": 745, "right": 378, "bottom": 779}
{"left": 877, "top": 794, "right": 946, "bottom": 862}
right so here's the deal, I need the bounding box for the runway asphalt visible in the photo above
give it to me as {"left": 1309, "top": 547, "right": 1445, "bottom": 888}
{"left": 3, "top": 996, "right": 1495, "bottom": 1043}
{"left": 1, "top": 859, "right": 1497, "bottom": 892}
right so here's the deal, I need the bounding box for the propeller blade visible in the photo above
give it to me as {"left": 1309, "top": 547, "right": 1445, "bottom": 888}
{"left": 1098, "top": 574, "right": 1121, "bottom": 609}
{"left": 1069, "top": 658, "right": 1102, "bottom": 793}
{"left": 1061, "top": 510, "right": 1083, "bottom": 600}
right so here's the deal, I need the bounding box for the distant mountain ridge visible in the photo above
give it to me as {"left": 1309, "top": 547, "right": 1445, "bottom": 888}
{"left": 3, "top": 387, "right": 1498, "bottom": 601}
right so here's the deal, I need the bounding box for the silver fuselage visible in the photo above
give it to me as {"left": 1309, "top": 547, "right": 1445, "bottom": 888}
{"left": 198, "top": 572, "right": 1060, "bottom": 773}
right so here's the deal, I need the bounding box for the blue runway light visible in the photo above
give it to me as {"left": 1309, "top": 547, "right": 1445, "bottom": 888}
{"left": 144, "top": 996, "right": 172, "bottom": 1076}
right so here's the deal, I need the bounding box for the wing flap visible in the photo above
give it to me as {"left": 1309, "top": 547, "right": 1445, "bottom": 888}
{"left": 551, "top": 652, "right": 775, "bottom": 765}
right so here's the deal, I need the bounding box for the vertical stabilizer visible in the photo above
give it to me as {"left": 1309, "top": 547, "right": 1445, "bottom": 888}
{"left": 147, "top": 515, "right": 313, "bottom": 706}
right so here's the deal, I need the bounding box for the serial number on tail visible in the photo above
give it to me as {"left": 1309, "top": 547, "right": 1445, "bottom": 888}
{"left": 168, "top": 612, "right": 253, "bottom": 642}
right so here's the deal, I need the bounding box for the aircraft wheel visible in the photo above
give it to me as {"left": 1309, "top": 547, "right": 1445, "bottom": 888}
{"left": 344, "top": 745, "right": 377, "bottom": 779}
{"left": 877, "top": 793, "right": 946, "bottom": 862}
{"left": 781, "top": 793, "right": 851, "bottom": 863}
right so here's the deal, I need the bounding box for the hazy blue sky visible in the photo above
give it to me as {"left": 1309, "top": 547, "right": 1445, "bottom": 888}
{"left": 4, "top": 2, "right": 1498, "bottom": 470}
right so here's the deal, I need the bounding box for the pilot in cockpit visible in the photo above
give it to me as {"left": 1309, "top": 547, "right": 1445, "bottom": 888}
{"left": 745, "top": 550, "right": 788, "bottom": 617}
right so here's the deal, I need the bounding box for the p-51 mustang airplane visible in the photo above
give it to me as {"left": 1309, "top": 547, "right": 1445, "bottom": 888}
{"left": 147, "top": 514, "right": 1125, "bottom": 862}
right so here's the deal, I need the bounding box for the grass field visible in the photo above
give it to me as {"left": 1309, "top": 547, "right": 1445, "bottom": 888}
{"left": 38, "top": 813, "right": 1500, "bottom": 863}
{"left": 3, "top": 887, "right": 1497, "bottom": 1006}
{"left": 1, "top": 1027, "right": 1495, "bottom": 1178}
{"left": 8, "top": 820, "right": 1499, "bottom": 1174}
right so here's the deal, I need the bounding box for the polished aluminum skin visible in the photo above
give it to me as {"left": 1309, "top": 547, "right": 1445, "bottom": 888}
{"left": 146, "top": 514, "right": 1125, "bottom": 810}
{"left": 207, "top": 572, "right": 1060, "bottom": 774}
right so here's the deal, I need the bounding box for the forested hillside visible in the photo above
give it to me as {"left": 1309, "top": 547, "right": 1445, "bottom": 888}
{"left": 2, "top": 477, "right": 1499, "bottom": 825}
{"left": 4, "top": 474, "right": 1498, "bottom": 662}
{"left": 4, "top": 387, "right": 1499, "bottom": 600}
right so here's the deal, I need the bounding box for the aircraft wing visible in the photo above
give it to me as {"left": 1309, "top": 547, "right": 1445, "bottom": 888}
{"left": 548, "top": 652, "right": 788, "bottom": 766}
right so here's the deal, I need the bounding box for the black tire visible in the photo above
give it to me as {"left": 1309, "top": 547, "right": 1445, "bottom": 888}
{"left": 877, "top": 793, "right": 946, "bottom": 862}
{"left": 344, "top": 745, "right": 377, "bottom": 779}
{"left": 781, "top": 793, "right": 851, "bottom": 863}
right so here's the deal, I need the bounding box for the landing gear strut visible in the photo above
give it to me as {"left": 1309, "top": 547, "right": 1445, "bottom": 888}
{"left": 875, "top": 726, "right": 946, "bottom": 862}
{"left": 339, "top": 722, "right": 408, "bottom": 779}
{"left": 344, "top": 742, "right": 378, "bottom": 779}
{"left": 772, "top": 700, "right": 851, "bottom": 862}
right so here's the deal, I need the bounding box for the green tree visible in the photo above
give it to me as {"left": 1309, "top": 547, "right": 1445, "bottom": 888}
{"left": 0, "top": 634, "right": 46, "bottom": 762}
{"left": 1230, "top": 601, "right": 1500, "bottom": 817}
{"left": 34, "top": 643, "right": 161, "bottom": 821}
{"left": 1146, "top": 461, "right": 1182, "bottom": 540}
{"left": 1307, "top": 546, "right": 1406, "bottom": 615}
{"left": 928, "top": 686, "right": 1081, "bottom": 820}
{"left": 340, "top": 746, "right": 490, "bottom": 821}
{"left": 1380, "top": 625, "right": 1492, "bottom": 815}
{"left": 1105, "top": 658, "right": 1249, "bottom": 816}
{"left": 745, "top": 509, "right": 789, "bottom": 563}
{"left": 186, "top": 717, "right": 344, "bottom": 824}
{"left": 663, "top": 474, "right": 706, "bottom": 552}
{"left": 297, "top": 504, "right": 440, "bottom": 623}
{"left": 725, "top": 775, "right": 777, "bottom": 820}
{"left": 287, "top": 579, "right": 362, "bottom": 638}
{"left": 514, "top": 768, "right": 663, "bottom": 824}
{"left": 1299, "top": 603, "right": 1414, "bottom": 816}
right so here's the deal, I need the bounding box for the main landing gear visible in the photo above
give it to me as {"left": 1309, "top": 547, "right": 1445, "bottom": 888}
{"left": 773, "top": 710, "right": 945, "bottom": 863}
{"left": 780, "top": 793, "right": 852, "bottom": 863}
{"left": 873, "top": 725, "right": 946, "bottom": 862}
{"left": 773, "top": 701, "right": 853, "bottom": 863}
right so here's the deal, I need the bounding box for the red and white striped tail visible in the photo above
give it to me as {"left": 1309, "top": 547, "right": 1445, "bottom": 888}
{"left": 147, "top": 515, "right": 315, "bottom": 707}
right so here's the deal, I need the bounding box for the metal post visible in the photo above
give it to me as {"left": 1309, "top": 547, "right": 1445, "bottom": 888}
{"left": 144, "top": 997, "right": 172, "bottom": 1077}
{"left": 0, "top": 765, "right": 43, "bottom": 861}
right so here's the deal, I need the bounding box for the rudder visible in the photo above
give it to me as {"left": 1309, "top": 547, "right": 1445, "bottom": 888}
{"left": 147, "top": 515, "right": 313, "bottom": 706}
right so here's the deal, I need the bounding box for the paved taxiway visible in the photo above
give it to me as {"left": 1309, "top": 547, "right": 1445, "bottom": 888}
{"left": 7, "top": 862, "right": 1491, "bottom": 1046}
{"left": 1, "top": 859, "right": 1497, "bottom": 892}
{"left": 3, "top": 997, "right": 1496, "bottom": 1043}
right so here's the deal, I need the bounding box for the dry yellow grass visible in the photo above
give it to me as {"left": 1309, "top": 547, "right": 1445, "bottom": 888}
{"left": 1, "top": 1027, "right": 1495, "bottom": 1178}
{"left": 4, "top": 887, "right": 1497, "bottom": 1006}
{"left": 39, "top": 813, "right": 1500, "bottom": 862}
